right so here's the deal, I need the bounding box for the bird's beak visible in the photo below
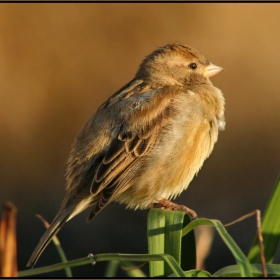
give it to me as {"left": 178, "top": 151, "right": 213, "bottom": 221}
{"left": 204, "top": 62, "right": 223, "bottom": 78}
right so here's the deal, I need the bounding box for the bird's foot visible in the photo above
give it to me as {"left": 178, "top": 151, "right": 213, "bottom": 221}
{"left": 152, "top": 198, "right": 197, "bottom": 219}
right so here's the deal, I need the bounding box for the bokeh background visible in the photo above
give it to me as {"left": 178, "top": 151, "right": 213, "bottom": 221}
{"left": 1, "top": 3, "right": 280, "bottom": 277}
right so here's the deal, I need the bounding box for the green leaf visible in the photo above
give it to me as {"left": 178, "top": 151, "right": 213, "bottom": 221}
{"left": 248, "top": 175, "right": 280, "bottom": 263}
{"left": 182, "top": 218, "right": 252, "bottom": 277}
{"left": 147, "top": 208, "right": 166, "bottom": 277}
{"left": 164, "top": 210, "right": 185, "bottom": 275}
{"left": 213, "top": 263, "right": 280, "bottom": 277}
{"left": 181, "top": 213, "right": 196, "bottom": 270}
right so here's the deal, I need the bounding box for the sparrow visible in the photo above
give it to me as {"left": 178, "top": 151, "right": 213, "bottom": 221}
{"left": 27, "top": 43, "right": 225, "bottom": 267}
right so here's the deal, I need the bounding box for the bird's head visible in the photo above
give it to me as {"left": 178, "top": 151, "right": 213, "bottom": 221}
{"left": 136, "top": 44, "right": 223, "bottom": 87}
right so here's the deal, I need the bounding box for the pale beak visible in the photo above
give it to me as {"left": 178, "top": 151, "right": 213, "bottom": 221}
{"left": 204, "top": 62, "right": 223, "bottom": 78}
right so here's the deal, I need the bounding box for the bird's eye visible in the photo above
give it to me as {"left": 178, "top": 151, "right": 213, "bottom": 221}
{"left": 188, "top": 63, "right": 197, "bottom": 70}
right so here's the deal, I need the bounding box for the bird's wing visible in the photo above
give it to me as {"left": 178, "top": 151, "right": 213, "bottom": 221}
{"left": 27, "top": 84, "right": 181, "bottom": 268}
{"left": 86, "top": 85, "right": 180, "bottom": 220}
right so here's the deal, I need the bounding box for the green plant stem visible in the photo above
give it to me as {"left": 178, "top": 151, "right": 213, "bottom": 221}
{"left": 147, "top": 208, "right": 195, "bottom": 277}
{"left": 19, "top": 253, "right": 185, "bottom": 277}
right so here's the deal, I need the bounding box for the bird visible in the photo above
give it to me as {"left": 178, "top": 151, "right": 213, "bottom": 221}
{"left": 27, "top": 43, "right": 225, "bottom": 267}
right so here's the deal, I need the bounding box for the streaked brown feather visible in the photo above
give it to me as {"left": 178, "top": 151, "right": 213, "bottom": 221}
{"left": 88, "top": 134, "right": 158, "bottom": 218}
{"left": 94, "top": 150, "right": 127, "bottom": 184}
{"left": 125, "top": 137, "right": 139, "bottom": 153}
{"left": 86, "top": 86, "right": 181, "bottom": 219}
{"left": 133, "top": 136, "right": 152, "bottom": 157}
{"left": 102, "top": 139, "right": 126, "bottom": 165}
{"left": 88, "top": 155, "right": 137, "bottom": 220}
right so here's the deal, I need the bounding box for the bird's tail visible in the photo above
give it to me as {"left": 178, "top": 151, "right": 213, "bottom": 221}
{"left": 27, "top": 205, "right": 76, "bottom": 268}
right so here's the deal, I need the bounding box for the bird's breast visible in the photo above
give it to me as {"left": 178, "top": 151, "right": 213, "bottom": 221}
{"left": 117, "top": 88, "right": 224, "bottom": 209}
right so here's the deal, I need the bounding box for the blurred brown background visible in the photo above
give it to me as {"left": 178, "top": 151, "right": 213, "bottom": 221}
{"left": 1, "top": 3, "right": 280, "bottom": 276}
